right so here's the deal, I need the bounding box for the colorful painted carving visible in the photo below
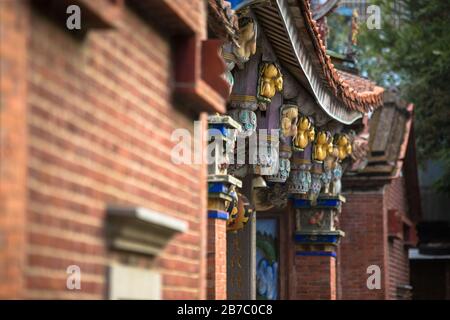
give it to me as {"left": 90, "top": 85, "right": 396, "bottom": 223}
{"left": 279, "top": 137, "right": 293, "bottom": 160}
{"left": 227, "top": 192, "right": 254, "bottom": 232}
{"left": 268, "top": 183, "right": 288, "bottom": 208}
{"left": 321, "top": 138, "right": 339, "bottom": 194}
{"left": 280, "top": 104, "right": 299, "bottom": 138}
{"left": 330, "top": 162, "right": 343, "bottom": 195}
{"left": 229, "top": 109, "right": 257, "bottom": 137}
{"left": 228, "top": 141, "right": 248, "bottom": 178}
{"left": 313, "top": 131, "right": 333, "bottom": 162}
{"left": 288, "top": 164, "right": 312, "bottom": 194}
{"left": 207, "top": 114, "right": 242, "bottom": 177}
{"left": 293, "top": 116, "right": 315, "bottom": 151}
{"left": 309, "top": 170, "right": 323, "bottom": 202}
{"left": 233, "top": 17, "right": 258, "bottom": 66}
{"left": 335, "top": 134, "right": 353, "bottom": 161}
{"left": 321, "top": 168, "right": 333, "bottom": 195}
{"left": 266, "top": 158, "right": 290, "bottom": 183}
{"left": 226, "top": 185, "right": 239, "bottom": 222}
{"left": 257, "top": 62, "right": 283, "bottom": 103}
{"left": 295, "top": 207, "right": 340, "bottom": 233}
{"left": 251, "top": 134, "right": 279, "bottom": 176}
{"left": 308, "top": 211, "right": 325, "bottom": 227}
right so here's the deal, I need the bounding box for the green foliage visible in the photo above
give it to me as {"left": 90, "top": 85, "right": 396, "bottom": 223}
{"left": 327, "top": 13, "right": 352, "bottom": 55}
{"left": 358, "top": 0, "right": 450, "bottom": 194}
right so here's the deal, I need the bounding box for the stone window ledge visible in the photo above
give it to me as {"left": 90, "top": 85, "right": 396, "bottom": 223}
{"left": 106, "top": 206, "right": 188, "bottom": 257}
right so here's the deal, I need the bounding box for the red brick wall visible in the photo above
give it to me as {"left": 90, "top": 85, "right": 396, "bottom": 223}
{"left": 0, "top": 0, "right": 30, "bottom": 299}
{"left": 339, "top": 189, "right": 390, "bottom": 299}
{"left": 1, "top": 1, "right": 211, "bottom": 299}
{"left": 340, "top": 177, "right": 414, "bottom": 300}
{"left": 295, "top": 255, "right": 337, "bottom": 300}
{"left": 385, "top": 177, "right": 412, "bottom": 299}
{"left": 207, "top": 219, "right": 227, "bottom": 299}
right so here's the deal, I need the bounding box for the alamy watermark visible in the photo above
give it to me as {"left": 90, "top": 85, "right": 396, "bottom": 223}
{"left": 64, "top": 3, "right": 382, "bottom": 31}
{"left": 366, "top": 265, "right": 381, "bottom": 290}
{"left": 66, "top": 5, "right": 81, "bottom": 30}
{"left": 170, "top": 122, "right": 279, "bottom": 175}
{"left": 66, "top": 265, "right": 81, "bottom": 290}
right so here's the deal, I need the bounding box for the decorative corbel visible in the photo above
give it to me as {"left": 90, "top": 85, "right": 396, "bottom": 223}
{"left": 328, "top": 133, "right": 352, "bottom": 196}
{"left": 313, "top": 131, "right": 333, "bottom": 163}
{"left": 207, "top": 115, "right": 243, "bottom": 221}
{"left": 310, "top": 131, "right": 333, "bottom": 202}
{"left": 227, "top": 192, "right": 254, "bottom": 232}
{"left": 265, "top": 104, "right": 297, "bottom": 184}
{"left": 257, "top": 62, "right": 283, "bottom": 104}
{"left": 293, "top": 116, "right": 315, "bottom": 151}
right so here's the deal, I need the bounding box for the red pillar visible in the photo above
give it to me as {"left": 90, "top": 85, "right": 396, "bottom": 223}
{"left": 295, "top": 254, "right": 337, "bottom": 300}
{"left": 291, "top": 197, "right": 344, "bottom": 300}
{"left": 0, "top": 0, "right": 29, "bottom": 299}
{"left": 207, "top": 216, "right": 227, "bottom": 299}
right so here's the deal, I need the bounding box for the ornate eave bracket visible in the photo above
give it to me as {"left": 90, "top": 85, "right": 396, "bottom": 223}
{"left": 253, "top": 0, "right": 364, "bottom": 124}
{"left": 207, "top": 115, "right": 243, "bottom": 220}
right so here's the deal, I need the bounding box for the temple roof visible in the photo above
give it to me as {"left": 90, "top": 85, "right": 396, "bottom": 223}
{"left": 347, "top": 89, "right": 414, "bottom": 178}
{"left": 296, "top": 0, "right": 384, "bottom": 112}
{"left": 251, "top": 0, "right": 384, "bottom": 124}
{"left": 337, "top": 70, "right": 381, "bottom": 96}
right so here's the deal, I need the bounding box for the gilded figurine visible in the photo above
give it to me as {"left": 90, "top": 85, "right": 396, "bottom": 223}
{"left": 233, "top": 17, "right": 257, "bottom": 66}
{"left": 351, "top": 9, "right": 359, "bottom": 46}
{"left": 321, "top": 141, "right": 339, "bottom": 194}
{"left": 280, "top": 105, "right": 299, "bottom": 137}
{"left": 313, "top": 131, "right": 333, "bottom": 162}
{"left": 326, "top": 134, "right": 352, "bottom": 195}
{"left": 293, "top": 116, "right": 315, "bottom": 151}
{"left": 257, "top": 62, "right": 283, "bottom": 103}
{"left": 335, "top": 134, "right": 353, "bottom": 161}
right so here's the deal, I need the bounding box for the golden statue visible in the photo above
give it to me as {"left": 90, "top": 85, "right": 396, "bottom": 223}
{"left": 335, "top": 134, "right": 353, "bottom": 161}
{"left": 258, "top": 63, "right": 283, "bottom": 102}
{"left": 280, "top": 105, "right": 299, "bottom": 137}
{"left": 351, "top": 9, "right": 359, "bottom": 46}
{"left": 313, "top": 131, "right": 333, "bottom": 162}
{"left": 324, "top": 143, "right": 339, "bottom": 170}
{"left": 233, "top": 18, "right": 257, "bottom": 64}
{"left": 293, "top": 116, "right": 315, "bottom": 150}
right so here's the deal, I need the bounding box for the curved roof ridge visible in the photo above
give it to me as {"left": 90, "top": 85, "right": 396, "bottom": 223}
{"left": 299, "top": 0, "right": 384, "bottom": 112}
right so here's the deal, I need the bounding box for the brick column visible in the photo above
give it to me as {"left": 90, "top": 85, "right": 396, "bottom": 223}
{"left": 0, "top": 0, "right": 29, "bottom": 299}
{"left": 339, "top": 190, "right": 390, "bottom": 299}
{"left": 295, "top": 254, "right": 336, "bottom": 300}
{"left": 292, "top": 197, "right": 344, "bottom": 300}
{"left": 207, "top": 215, "right": 227, "bottom": 299}
{"left": 205, "top": 115, "right": 241, "bottom": 300}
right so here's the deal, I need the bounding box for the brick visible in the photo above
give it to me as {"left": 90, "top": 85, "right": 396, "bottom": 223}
{"left": 0, "top": 0, "right": 212, "bottom": 300}
{"left": 340, "top": 178, "right": 415, "bottom": 300}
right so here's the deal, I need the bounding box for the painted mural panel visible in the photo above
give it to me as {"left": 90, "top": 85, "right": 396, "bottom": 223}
{"left": 256, "top": 219, "right": 279, "bottom": 300}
